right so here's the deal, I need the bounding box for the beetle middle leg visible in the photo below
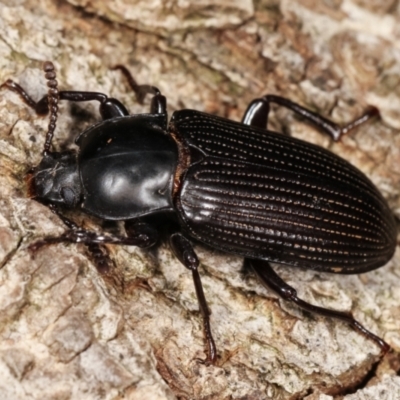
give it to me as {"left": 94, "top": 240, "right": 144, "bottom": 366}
{"left": 249, "top": 259, "right": 390, "bottom": 355}
{"left": 242, "top": 95, "right": 379, "bottom": 141}
{"left": 111, "top": 65, "right": 166, "bottom": 115}
{"left": 170, "top": 233, "right": 217, "bottom": 365}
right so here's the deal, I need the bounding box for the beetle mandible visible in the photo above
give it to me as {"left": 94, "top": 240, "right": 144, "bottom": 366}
{"left": 1, "top": 61, "right": 396, "bottom": 364}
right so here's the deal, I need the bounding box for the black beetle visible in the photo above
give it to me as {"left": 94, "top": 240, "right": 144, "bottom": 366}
{"left": 1, "top": 61, "right": 396, "bottom": 363}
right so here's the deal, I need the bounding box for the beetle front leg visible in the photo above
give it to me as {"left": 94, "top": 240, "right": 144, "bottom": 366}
{"left": 29, "top": 206, "right": 158, "bottom": 274}
{"left": 29, "top": 220, "right": 158, "bottom": 251}
{"left": 170, "top": 233, "right": 217, "bottom": 365}
{"left": 249, "top": 259, "right": 390, "bottom": 356}
{"left": 242, "top": 95, "right": 379, "bottom": 141}
{"left": 1, "top": 79, "right": 130, "bottom": 120}
{"left": 2, "top": 62, "right": 132, "bottom": 154}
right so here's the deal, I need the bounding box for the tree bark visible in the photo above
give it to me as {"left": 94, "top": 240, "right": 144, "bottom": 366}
{"left": 0, "top": 0, "right": 400, "bottom": 399}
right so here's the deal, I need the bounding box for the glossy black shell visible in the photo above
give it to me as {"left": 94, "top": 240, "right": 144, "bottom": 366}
{"left": 173, "top": 110, "right": 397, "bottom": 273}
{"left": 76, "top": 114, "right": 178, "bottom": 220}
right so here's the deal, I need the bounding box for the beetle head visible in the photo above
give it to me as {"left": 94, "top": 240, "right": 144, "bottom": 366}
{"left": 28, "top": 151, "right": 82, "bottom": 208}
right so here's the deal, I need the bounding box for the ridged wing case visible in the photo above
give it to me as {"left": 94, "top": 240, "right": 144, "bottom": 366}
{"left": 171, "top": 110, "right": 396, "bottom": 273}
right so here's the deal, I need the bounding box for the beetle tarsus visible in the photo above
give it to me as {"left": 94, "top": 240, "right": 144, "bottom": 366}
{"left": 250, "top": 259, "right": 390, "bottom": 356}
{"left": 50, "top": 225, "right": 158, "bottom": 248}
{"left": 0, "top": 79, "right": 49, "bottom": 115}
{"left": 351, "top": 319, "right": 391, "bottom": 356}
{"left": 28, "top": 236, "right": 66, "bottom": 253}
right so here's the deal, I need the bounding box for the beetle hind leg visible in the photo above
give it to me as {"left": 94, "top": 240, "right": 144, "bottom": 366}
{"left": 242, "top": 95, "right": 379, "bottom": 141}
{"left": 249, "top": 259, "right": 390, "bottom": 355}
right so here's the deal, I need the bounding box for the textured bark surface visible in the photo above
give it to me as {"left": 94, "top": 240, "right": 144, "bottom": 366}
{"left": 0, "top": 0, "right": 400, "bottom": 399}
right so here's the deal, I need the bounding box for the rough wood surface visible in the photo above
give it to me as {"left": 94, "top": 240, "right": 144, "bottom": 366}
{"left": 0, "top": 0, "right": 400, "bottom": 399}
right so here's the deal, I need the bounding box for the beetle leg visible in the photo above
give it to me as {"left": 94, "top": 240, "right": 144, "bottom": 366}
{"left": 170, "top": 233, "right": 217, "bottom": 365}
{"left": 1, "top": 79, "right": 129, "bottom": 119}
{"left": 111, "top": 65, "right": 167, "bottom": 114}
{"left": 29, "top": 206, "right": 158, "bottom": 274}
{"left": 241, "top": 95, "right": 379, "bottom": 141}
{"left": 249, "top": 259, "right": 390, "bottom": 355}
{"left": 29, "top": 223, "right": 157, "bottom": 278}
{"left": 1, "top": 79, "right": 49, "bottom": 115}
{"left": 29, "top": 222, "right": 158, "bottom": 251}
{"left": 241, "top": 98, "right": 271, "bottom": 129}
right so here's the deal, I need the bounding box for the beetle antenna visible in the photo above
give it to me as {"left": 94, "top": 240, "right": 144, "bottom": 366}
{"left": 42, "top": 61, "right": 59, "bottom": 155}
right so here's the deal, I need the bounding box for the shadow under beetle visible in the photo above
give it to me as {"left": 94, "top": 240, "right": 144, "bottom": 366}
{"left": 1, "top": 61, "right": 396, "bottom": 364}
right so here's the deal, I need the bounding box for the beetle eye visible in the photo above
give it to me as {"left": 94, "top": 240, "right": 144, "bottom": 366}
{"left": 60, "top": 186, "right": 77, "bottom": 208}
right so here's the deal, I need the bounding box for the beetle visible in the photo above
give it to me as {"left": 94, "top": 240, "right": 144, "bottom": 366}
{"left": 1, "top": 61, "right": 396, "bottom": 364}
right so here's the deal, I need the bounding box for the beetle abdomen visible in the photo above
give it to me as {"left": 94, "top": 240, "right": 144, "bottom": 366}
{"left": 172, "top": 110, "right": 397, "bottom": 273}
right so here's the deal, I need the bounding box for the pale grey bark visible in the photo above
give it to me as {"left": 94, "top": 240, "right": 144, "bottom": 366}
{"left": 0, "top": 0, "right": 400, "bottom": 399}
